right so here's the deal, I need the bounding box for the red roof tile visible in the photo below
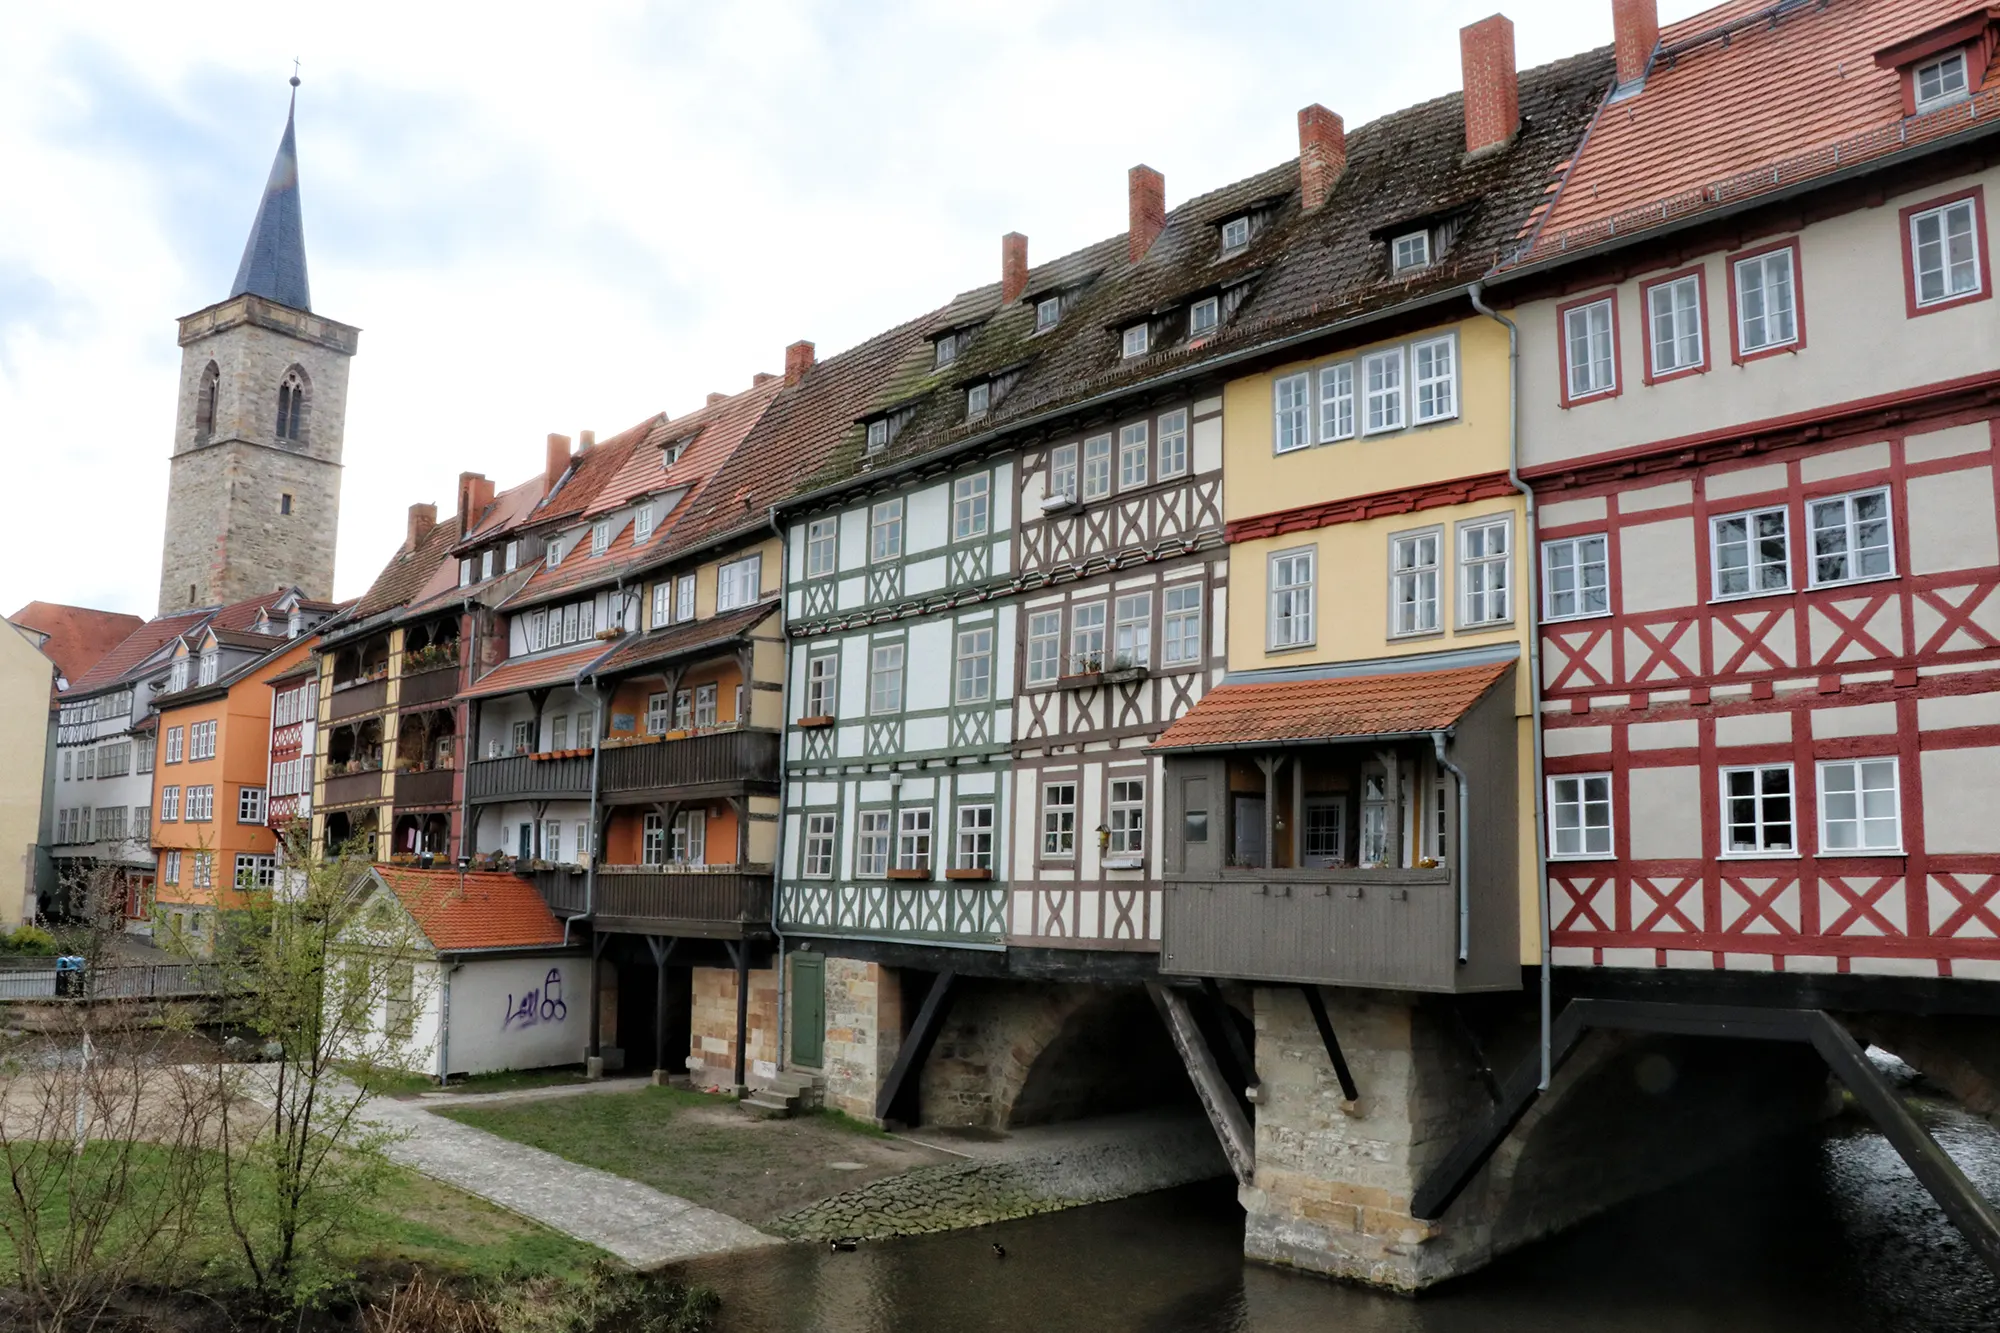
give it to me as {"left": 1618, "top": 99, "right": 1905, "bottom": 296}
{"left": 8, "top": 602, "right": 144, "bottom": 697}
{"left": 588, "top": 602, "right": 776, "bottom": 678}
{"left": 1153, "top": 660, "right": 1512, "bottom": 750}
{"left": 373, "top": 867, "right": 566, "bottom": 951}
{"left": 461, "top": 643, "right": 614, "bottom": 699}
{"left": 67, "top": 610, "right": 213, "bottom": 693}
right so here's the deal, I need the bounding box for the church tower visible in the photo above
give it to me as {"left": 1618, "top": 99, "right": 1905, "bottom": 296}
{"left": 157, "top": 81, "right": 359, "bottom": 615}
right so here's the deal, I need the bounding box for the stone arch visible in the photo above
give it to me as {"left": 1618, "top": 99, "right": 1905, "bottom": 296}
{"left": 195, "top": 361, "right": 220, "bottom": 443}
{"left": 275, "top": 364, "right": 310, "bottom": 446}
{"left": 1007, "top": 986, "right": 1202, "bottom": 1127}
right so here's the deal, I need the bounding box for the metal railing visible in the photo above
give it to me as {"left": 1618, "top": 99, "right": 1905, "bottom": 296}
{"left": 0, "top": 964, "right": 223, "bottom": 1001}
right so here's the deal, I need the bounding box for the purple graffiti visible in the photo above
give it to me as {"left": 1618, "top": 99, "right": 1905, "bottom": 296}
{"left": 502, "top": 968, "right": 568, "bottom": 1031}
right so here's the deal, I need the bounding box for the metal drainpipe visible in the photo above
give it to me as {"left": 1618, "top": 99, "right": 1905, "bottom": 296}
{"left": 1431, "top": 731, "right": 1471, "bottom": 964}
{"left": 1469, "top": 280, "right": 1554, "bottom": 1090}
{"left": 766, "top": 505, "right": 791, "bottom": 1074}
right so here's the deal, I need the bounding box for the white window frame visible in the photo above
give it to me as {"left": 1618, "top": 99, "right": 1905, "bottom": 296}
{"left": 1457, "top": 515, "right": 1512, "bottom": 628}
{"left": 870, "top": 498, "right": 904, "bottom": 563}
{"left": 1563, "top": 298, "right": 1616, "bottom": 400}
{"left": 1189, "top": 296, "right": 1219, "bottom": 335}
{"left": 1070, "top": 601, "right": 1107, "bottom": 674}
{"left": 671, "top": 809, "right": 706, "bottom": 865}
{"left": 1541, "top": 536, "right": 1610, "bottom": 621}
{"left": 634, "top": 503, "right": 656, "bottom": 544}
{"left": 1392, "top": 230, "right": 1431, "bottom": 273}
{"left": 1118, "top": 422, "right": 1149, "bottom": 489}
{"left": 857, "top": 810, "right": 892, "bottom": 877}
{"left": 1710, "top": 505, "right": 1792, "bottom": 600}
{"left": 1910, "top": 197, "right": 1983, "bottom": 307}
{"left": 1646, "top": 274, "right": 1704, "bottom": 377}
{"left": 1389, "top": 528, "right": 1442, "bottom": 638}
{"left": 803, "top": 813, "right": 836, "bottom": 878}
{"left": 1411, "top": 335, "right": 1458, "bottom": 424}
{"left": 1817, "top": 758, "right": 1902, "bottom": 853}
{"left": 1721, "top": 763, "right": 1797, "bottom": 857}
{"left": 896, "top": 807, "right": 933, "bottom": 871}
{"left": 806, "top": 517, "right": 839, "bottom": 576}
{"left": 870, "top": 641, "right": 905, "bottom": 715}
{"left": 716, "top": 553, "right": 761, "bottom": 611}
{"left": 1035, "top": 296, "right": 1061, "bottom": 331}
{"left": 1273, "top": 372, "right": 1311, "bottom": 453}
{"left": 952, "top": 474, "right": 990, "bottom": 540}
{"left": 966, "top": 382, "right": 990, "bottom": 419}
{"left": 1049, "top": 443, "right": 1078, "bottom": 500}
{"left": 1734, "top": 248, "right": 1799, "bottom": 354}
{"left": 591, "top": 520, "right": 613, "bottom": 556}
{"left": 934, "top": 331, "right": 958, "bottom": 368}
{"left": 1318, "top": 362, "right": 1355, "bottom": 443}
{"left": 1548, "top": 773, "right": 1614, "bottom": 859}
{"left": 1082, "top": 434, "right": 1112, "bottom": 500}
{"left": 676, "top": 573, "right": 696, "bottom": 623}
{"left": 1121, "top": 323, "right": 1149, "bottom": 358}
{"left": 1220, "top": 215, "right": 1251, "bottom": 253}
{"left": 866, "top": 419, "right": 890, "bottom": 453}
{"left": 1807, "top": 488, "right": 1896, "bottom": 588}
{"left": 1157, "top": 409, "right": 1188, "bottom": 479}
{"left": 1162, "top": 582, "right": 1203, "bottom": 667}
{"left": 1915, "top": 49, "right": 1970, "bottom": 110}
{"left": 1041, "top": 782, "right": 1077, "bottom": 858}
{"left": 955, "top": 626, "right": 993, "bottom": 703}
{"left": 1361, "top": 348, "right": 1405, "bottom": 434}
{"left": 693, "top": 682, "right": 718, "bottom": 728}
{"left": 955, "top": 803, "right": 994, "bottom": 870}
{"left": 1113, "top": 592, "right": 1152, "bottom": 671}
{"left": 1109, "top": 777, "right": 1145, "bottom": 856}
{"left": 805, "top": 654, "right": 838, "bottom": 718}
{"left": 165, "top": 726, "right": 183, "bottom": 764}
{"left": 1268, "top": 547, "right": 1316, "bottom": 649}
{"left": 646, "top": 692, "right": 672, "bottom": 735}
{"left": 1026, "top": 611, "right": 1062, "bottom": 686}
{"left": 651, "top": 581, "right": 671, "bottom": 628}
{"left": 161, "top": 785, "right": 180, "bottom": 822}
{"left": 237, "top": 786, "right": 266, "bottom": 824}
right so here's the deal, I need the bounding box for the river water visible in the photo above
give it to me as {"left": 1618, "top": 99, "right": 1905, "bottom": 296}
{"left": 671, "top": 1099, "right": 2000, "bottom": 1333}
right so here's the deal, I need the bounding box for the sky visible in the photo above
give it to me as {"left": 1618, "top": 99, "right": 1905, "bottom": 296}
{"left": 0, "top": 0, "right": 1713, "bottom": 618}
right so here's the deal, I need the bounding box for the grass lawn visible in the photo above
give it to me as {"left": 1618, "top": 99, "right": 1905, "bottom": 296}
{"left": 349, "top": 1063, "right": 606, "bottom": 1100}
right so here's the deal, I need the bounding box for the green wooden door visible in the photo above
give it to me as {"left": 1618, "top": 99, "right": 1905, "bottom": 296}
{"left": 791, "top": 951, "right": 826, "bottom": 1068}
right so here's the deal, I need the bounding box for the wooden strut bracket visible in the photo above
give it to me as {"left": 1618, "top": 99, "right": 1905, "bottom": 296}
{"left": 874, "top": 969, "right": 957, "bottom": 1124}
{"left": 1300, "top": 985, "right": 1360, "bottom": 1103}
{"left": 1409, "top": 999, "right": 2000, "bottom": 1283}
{"left": 1148, "top": 981, "right": 1255, "bottom": 1188}
{"left": 1202, "top": 977, "right": 1259, "bottom": 1092}
{"left": 646, "top": 936, "right": 678, "bottom": 1078}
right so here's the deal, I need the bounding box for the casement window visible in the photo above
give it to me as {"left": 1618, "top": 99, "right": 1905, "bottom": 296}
{"left": 1542, "top": 536, "right": 1610, "bottom": 620}
{"left": 1036, "top": 296, "right": 1061, "bottom": 331}
{"left": 1723, "top": 764, "right": 1795, "bottom": 855}
{"left": 634, "top": 504, "right": 656, "bottom": 545}
{"left": 866, "top": 419, "right": 890, "bottom": 454}
{"left": 476, "top": 548, "right": 494, "bottom": 584}
{"left": 1362, "top": 348, "right": 1405, "bottom": 433}
{"left": 238, "top": 786, "right": 266, "bottom": 824}
{"left": 935, "top": 331, "right": 958, "bottom": 368}
{"left": 897, "top": 808, "right": 932, "bottom": 871}
{"left": 651, "top": 580, "right": 672, "bottom": 628}
{"left": 547, "top": 714, "right": 565, "bottom": 748}
{"left": 1411, "top": 336, "right": 1457, "bottom": 423}
{"left": 1162, "top": 583, "right": 1203, "bottom": 666}
{"left": 160, "top": 786, "right": 180, "bottom": 822}
{"left": 1458, "top": 516, "right": 1511, "bottom": 626}
{"left": 1269, "top": 548, "right": 1315, "bottom": 648}
{"left": 169, "top": 658, "right": 190, "bottom": 693}
{"left": 1390, "top": 529, "right": 1442, "bottom": 637}
{"left": 1359, "top": 774, "right": 1392, "bottom": 867}
{"left": 671, "top": 809, "right": 706, "bottom": 864}
{"left": 191, "top": 721, "right": 217, "bottom": 761}
{"left": 187, "top": 785, "right": 215, "bottom": 822}
{"left": 642, "top": 812, "right": 667, "bottom": 866}
{"left": 647, "top": 692, "right": 672, "bottom": 734}
{"left": 1189, "top": 296, "right": 1219, "bottom": 335}
{"left": 1808, "top": 488, "right": 1894, "bottom": 587}
{"left": 165, "top": 727, "right": 184, "bottom": 764}
{"left": 1909, "top": 197, "right": 1982, "bottom": 307}
{"left": 870, "top": 642, "right": 905, "bottom": 714}
{"left": 1274, "top": 372, "right": 1311, "bottom": 453}
{"left": 511, "top": 720, "right": 535, "bottom": 754}
{"left": 1819, "top": 758, "right": 1901, "bottom": 852}
{"left": 1548, "top": 773, "right": 1613, "bottom": 858}
{"left": 1122, "top": 324, "right": 1149, "bottom": 358}
{"left": 193, "top": 852, "right": 214, "bottom": 890}
{"left": 806, "top": 517, "right": 839, "bottom": 576}
{"left": 1118, "top": 423, "right": 1149, "bottom": 489}
{"left": 61, "top": 751, "right": 71, "bottom": 781}
{"left": 716, "top": 553, "right": 761, "bottom": 611}
{"left": 234, "top": 853, "right": 277, "bottom": 891}
{"left": 505, "top": 540, "right": 519, "bottom": 572}
{"left": 133, "top": 807, "right": 149, "bottom": 840}
{"left": 198, "top": 650, "right": 218, "bottom": 685}
{"left": 1158, "top": 409, "right": 1189, "bottom": 478}
{"left": 1042, "top": 782, "right": 1077, "bottom": 857}
{"left": 163, "top": 851, "right": 181, "bottom": 886}
{"left": 966, "top": 382, "right": 990, "bottom": 418}
{"left": 805, "top": 655, "right": 838, "bottom": 717}
{"left": 1109, "top": 778, "right": 1145, "bottom": 855}
{"left": 674, "top": 690, "right": 693, "bottom": 729}
{"left": 693, "top": 683, "right": 718, "bottom": 728}
{"left": 956, "top": 804, "right": 994, "bottom": 870}
{"left": 956, "top": 627, "right": 993, "bottom": 703}
{"left": 1113, "top": 593, "right": 1152, "bottom": 670}
{"left": 1221, "top": 215, "right": 1251, "bottom": 254}
{"left": 574, "top": 819, "right": 589, "bottom": 860}
{"left": 870, "top": 499, "right": 904, "bottom": 562}
{"left": 1712, "top": 506, "right": 1791, "bottom": 598}
{"left": 541, "top": 821, "right": 563, "bottom": 862}
{"left": 591, "top": 520, "right": 613, "bottom": 556}
{"left": 1318, "top": 363, "right": 1356, "bottom": 442}
{"left": 1915, "top": 50, "right": 1970, "bottom": 109}
{"left": 1645, "top": 273, "right": 1704, "bottom": 378}
{"left": 803, "top": 813, "right": 836, "bottom": 878}
{"left": 1070, "top": 602, "right": 1107, "bottom": 674}
{"left": 1082, "top": 434, "right": 1113, "bottom": 500}
{"left": 1026, "top": 611, "right": 1062, "bottom": 685}
{"left": 953, "top": 475, "right": 990, "bottom": 540}
{"left": 1049, "top": 443, "right": 1079, "bottom": 500}
{"left": 676, "top": 573, "right": 696, "bottom": 623}
{"left": 547, "top": 537, "right": 565, "bottom": 568}
{"left": 857, "top": 810, "right": 892, "bottom": 876}
{"left": 1733, "top": 247, "right": 1798, "bottom": 354}
{"left": 1562, "top": 297, "right": 1616, "bottom": 400}
{"left": 1392, "top": 230, "right": 1431, "bottom": 273}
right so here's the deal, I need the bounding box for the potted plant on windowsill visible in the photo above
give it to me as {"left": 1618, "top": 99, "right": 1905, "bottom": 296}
{"left": 944, "top": 867, "right": 991, "bottom": 881}
{"left": 886, "top": 867, "right": 931, "bottom": 881}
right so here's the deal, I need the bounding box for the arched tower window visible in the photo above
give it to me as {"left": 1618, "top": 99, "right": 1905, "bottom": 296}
{"left": 275, "top": 367, "right": 309, "bottom": 444}
{"left": 195, "top": 363, "right": 220, "bottom": 443}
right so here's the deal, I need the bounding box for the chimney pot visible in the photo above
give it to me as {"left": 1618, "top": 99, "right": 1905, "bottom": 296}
{"left": 785, "top": 340, "right": 816, "bottom": 385}
{"left": 406, "top": 503, "right": 437, "bottom": 551}
{"left": 1128, "top": 165, "right": 1165, "bottom": 263}
{"left": 1459, "top": 14, "right": 1520, "bottom": 155}
{"left": 578, "top": 429, "right": 596, "bottom": 451}
{"left": 1001, "top": 232, "right": 1029, "bottom": 304}
{"left": 1613, "top": 0, "right": 1659, "bottom": 88}
{"left": 545, "top": 433, "right": 572, "bottom": 492}
{"left": 1297, "top": 105, "right": 1347, "bottom": 211}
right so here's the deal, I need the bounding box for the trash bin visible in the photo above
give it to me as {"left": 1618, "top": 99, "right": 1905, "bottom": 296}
{"left": 53, "top": 955, "right": 84, "bottom": 998}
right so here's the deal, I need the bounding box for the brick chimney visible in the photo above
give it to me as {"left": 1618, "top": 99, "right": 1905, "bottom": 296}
{"left": 405, "top": 502, "right": 437, "bottom": 552}
{"left": 1297, "top": 104, "right": 1347, "bottom": 211}
{"left": 1613, "top": 0, "right": 1658, "bottom": 88}
{"left": 785, "top": 340, "right": 816, "bottom": 385}
{"left": 753, "top": 371, "right": 776, "bottom": 387}
{"left": 1459, "top": 14, "right": 1519, "bottom": 155}
{"left": 1129, "top": 165, "right": 1165, "bottom": 263}
{"left": 707, "top": 392, "right": 727, "bottom": 406}
{"left": 1001, "top": 232, "right": 1029, "bottom": 304}
{"left": 578, "top": 429, "right": 596, "bottom": 451}
{"left": 545, "top": 434, "right": 572, "bottom": 492}
{"left": 455, "top": 472, "right": 494, "bottom": 538}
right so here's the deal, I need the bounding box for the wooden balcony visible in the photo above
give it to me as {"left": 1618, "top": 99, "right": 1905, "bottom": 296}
{"left": 393, "top": 766, "right": 457, "bottom": 808}
{"left": 465, "top": 753, "right": 593, "bottom": 804}
{"left": 589, "top": 867, "right": 771, "bottom": 938}
{"left": 531, "top": 867, "right": 588, "bottom": 917}
{"left": 397, "top": 663, "right": 461, "bottom": 707}
{"left": 322, "top": 768, "right": 387, "bottom": 810}
{"left": 599, "top": 729, "right": 779, "bottom": 803}
{"left": 327, "top": 676, "right": 389, "bottom": 722}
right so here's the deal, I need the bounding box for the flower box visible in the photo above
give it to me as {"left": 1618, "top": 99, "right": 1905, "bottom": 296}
{"left": 944, "top": 868, "right": 992, "bottom": 881}
{"left": 797, "top": 715, "right": 837, "bottom": 729}
{"left": 885, "top": 868, "right": 931, "bottom": 882}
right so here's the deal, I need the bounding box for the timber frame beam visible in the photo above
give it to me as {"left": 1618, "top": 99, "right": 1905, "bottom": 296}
{"left": 875, "top": 969, "right": 958, "bottom": 1125}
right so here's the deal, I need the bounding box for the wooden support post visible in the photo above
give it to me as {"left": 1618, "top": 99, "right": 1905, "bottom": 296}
{"left": 728, "top": 938, "right": 750, "bottom": 1097}
{"left": 875, "top": 969, "right": 957, "bottom": 1125}
{"left": 1201, "top": 977, "right": 1258, "bottom": 1091}
{"left": 1253, "top": 754, "right": 1284, "bottom": 869}
{"left": 1148, "top": 981, "right": 1254, "bottom": 1187}
{"left": 585, "top": 930, "right": 609, "bottom": 1078}
{"left": 1300, "top": 985, "right": 1359, "bottom": 1103}
{"left": 646, "top": 935, "right": 677, "bottom": 1083}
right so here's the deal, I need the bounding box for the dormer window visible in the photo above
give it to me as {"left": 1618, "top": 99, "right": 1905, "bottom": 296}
{"left": 866, "top": 420, "right": 890, "bottom": 454}
{"left": 504, "top": 540, "right": 519, "bottom": 572}
{"left": 662, "top": 439, "right": 689, "bottom": 468}
{"left": 548, "top": 539, "right": 565, "bottom": 569}
{"left": 459, "top": 559, "right": 474, "bottom": 588}
{"left": 635, "top": 503, "right": 656, "bottom": 544}
{"left": 1220, "top": 215, "right": 1251, "bottom": 255}
{"left": 170, "top": 659, "right": 189, "bottom": 693}
{"left": 1189, "top": 296, "right": 1219, "bottom": 337}
{"left": 1036, "top": 296, "right": 1061, "bottom": 332}
{"left": 480, "top": 549, "right": 495, "bottom": 580}
{"left": 935, "top": 332, "right": 959, "bottom": 368}
{"left": 1122, "top": 324, "right": 1150, "bottom": 358}
{"left": 198, "top": 649, "right": 219, "bottom": 686}
{"left": 591, "top": 520, "right": 613, "bottom": 556}
{"left": 966, "top": 383, "right": 990, "bottom": 419}
{"left": 1916, "top": 49, "right": 1970, "bottom": 108}
{"left": 1392, "top": 230, "right": 1432, "bottom": 274}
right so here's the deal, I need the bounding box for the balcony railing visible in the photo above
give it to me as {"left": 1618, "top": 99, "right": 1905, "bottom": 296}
{"left": 322, "top": 768, "right": 388, "bottom": 810}
{"left": 397, "top": 663, "right": 460, "bottom": 707}
{"left": 327, "top": 676, "right": 389, "bottom": 721}
{"left": 599, "top": 729, "right": 779, "bottom": 800}
{"left": 583, "top": 867, "right": 770, "bottom": 937}
{"left": 393, "top": 766, "right": 457, "bottom": 808}
{"left": 531, "top": 867, "right": 588, "bottom": 916}
{"left": 465, "top": 752, "right": 593, "bottom": 804}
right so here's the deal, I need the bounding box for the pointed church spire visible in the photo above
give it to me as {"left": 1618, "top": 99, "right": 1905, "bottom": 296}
{"left": 229, "top": 76, "right": 311, "bottom": 312}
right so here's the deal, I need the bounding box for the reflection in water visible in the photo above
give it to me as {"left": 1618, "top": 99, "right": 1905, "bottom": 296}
{"left": 671, "top": 1103, "right": 2000, "bottom": 1333}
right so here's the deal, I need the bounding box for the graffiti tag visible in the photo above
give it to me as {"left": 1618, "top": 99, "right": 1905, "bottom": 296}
{"left": 502, "top": 968, "right": 568, "bottom": 1031}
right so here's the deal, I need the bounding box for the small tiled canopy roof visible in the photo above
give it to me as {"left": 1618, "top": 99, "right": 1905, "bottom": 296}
{"left": 373, "top": 867, "right": 566, "bottom": 951}
{"left": 461, "top": 643, "right": 613, "bottom": 699}
{"left": 1152, "top": 660, "right": 1511, "bottom": 751}
{"left": 588, "top": 601, "right": 775, "bottom": 679}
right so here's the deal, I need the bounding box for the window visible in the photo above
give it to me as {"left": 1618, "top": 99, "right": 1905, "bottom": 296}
{"left": 1411, "top": 336, "right": 1457, "bottom": 423}
{"left": 160, "top": 786, "right": 180, "bottom": 822}
{"left": 1712, "top": 506, "right": 1791, "bottom": 598}
{"left": 187, "top": 785, "right": 214, "bottom": 822}
{"left": 170, "top": 659, "right": 189, "bottom": 693}
{"left": 193, "top": 852, "right": 214, "bottom": 890}
{"left": 671, "top": 809, "right": 705, "bottom": 865}
{"left": 460, "top": 557, "right": 477, "bottom": 586}
{"left": 634, "top": 504, "right": 656, "bottom": 544}
{"left": 1915, "top": 50, "right": 1969, "bottom": 109}
{"left": 276, "top": 369, "right": 305, "bottom": 442}
{"left": 511, "top": 720, "right": 534, "bottom": 754}
{"left": 1819, "top": 758, "right": 1901, "bottom": 852}
{"left": 1189, "top": 296, "right": 1219, "bottom": 336}
{"left": 1390, "top": 530, "right": 1441, "bottom": 636}
{"left": 1549, "top": 774, "right": 1613, "bottom": 858}
{"left": 591, "top": 520, "right": 612, "bottom": 556}
{"left": 1163, "top": 583, "right": 1203, "bottom": 666}
{"left": 858, "top": 810, "right": 892, "bottom": 876}
{"left": 1303, "top": 798, "right": 1345, "bottom": 866}
{"left": 547, "top": 537, "right": 565, "bottom": 568}
{"left": 870, "top": 642, "right": 904, "bottom": 714}
{"left": 1221, "top": 215, "right": 1251, "bottom": 253}
{"left": 647, "top": 692, "right": 672, "bottom": 734}
{"left": 163, "top": 851, "right": 180, "bottom": 886}
{"left": 1027, "top": 611, "right": 1062, "bottom": 686}
{"left": 674, "top": 690, "right": 693, "bottom": 730}
{"left": 1364, "top": 774, "right": 1394, "bottom": 865}
{"left": 1070, "top": 602, "right": 1106, "bottom": 674}
{"left": 676, "top": 573, "right": 696, "bottom": 623}
{"left": 870, "top": 499, "right": 903, "bottom": 562}
{"left": 956, "top": 804, "right": 994, "bottom": 870}
{"left": 805, "top": 656, "right": 838, "bottom": 718}
{"left": 1734, "top": 246, "right": 1799, "bottom": 355}
{"left": 807, "top": 518, "right": 838, "bottom": 576}
{"left": 651, "top": 581, "right": 671, "bottom": 627}
{"left": 966, "top": 382, "right": 990, "bottom": 418}
{"left": 1082, "top": 434, "right": 1112, "bottom": 500}
{"left": 1158, "top": 409, "right": 1188, "bottom": 478}
{"left": 1318, "top": 363, "right": 1355, "bottom": 442}
{"left": 803, "top": 813, "right": 836, "bottom": 878}
{"left": 1269, "top": 548, "right": 1315, "bottom": 648}
{"left": 955, "top": 627, "right": 993, "bottom": 703}
{"left": 1458, "top": 517, "right": 1511, "bottom": 626}
{"left": 1113, "top": 593, "right": 1151, "bottom": 670}
{"left": 1645, "top": 273, "right": 1705, "bottom": 378}
{"left": 542, "top": 820, "right": 563, "bottom": 862}
{"left": 1118, "top": 423, "right": 1149, "bottom": 489}
{"left": 238, "top": 787, "right": 266, "bottom": 824}
{"left": 717, "top": 554, "right": 761, "bottom": 611}
{"left": 1392, "top": 230, "right": 1431, "bottom": 272}
{"left": 505, "top": 540, "right": 519, "bottom": 572}
{"left": 1562, "top": 297, "right": 1617, "bottom": 400}
{"left": 1049, "top": 443, "right": 1078, "bottom": 500}
{"left": 1109, "top": 778, "right": 1145, "bottom": 855}
{"left": 1808, "top": 489, "right": 1894, "bottom": 586}
{"left": 1274, "top": 373, "right": 1311, "bottom": 453}
{"left": 1723, "top": 765, "right": 1794, "bottom": 855}
{"left": 1042, "top": 783, "right": 1077, "bottom": 857}
{"left": 934, "top": 332, "right": 958, "bottom": 368}
{"left": 953, "top": 475, "right": 990, "bottom": 540}
{"left": 1909, "top": 196, "right": 1983, "bottom": 307}
{"left": 1122, "top": 324, "right": 1149, "bottom": 358}
{"left": 897, "top": 808, "right": 932, "bottom": 871}
{"left": 134, "top": 806, "right": 148, "bottom": 840}
{"left": 279, "top": 492, "right": 293, "bottom": 516}
{"left": 191, "top": 721, "right": 217, "bottom": 760}
{"left": 1362, "top": 348, "right": 1405, "bottom": 433}
{"left": 198, "top": 650, "right": 219, "bottom": 685}
{"left": 1036, "top": 296, "right": 1061, "bottom": 331}
{"left": 866, "top": 419, "right": 890, "bottom": 454}
{"left": 693, "top": 683, "right": 718, "bottom": 728}
{"left": 1542, "top": 536, "right": 1609, "bottom": 620}
{"left": 643, "top": 813, "right": 667, "bottom": 866}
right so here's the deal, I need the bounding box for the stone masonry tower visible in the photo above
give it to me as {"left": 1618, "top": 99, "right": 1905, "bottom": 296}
{"left": 157, "top": 82, "right": 359, "bottom": 615}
